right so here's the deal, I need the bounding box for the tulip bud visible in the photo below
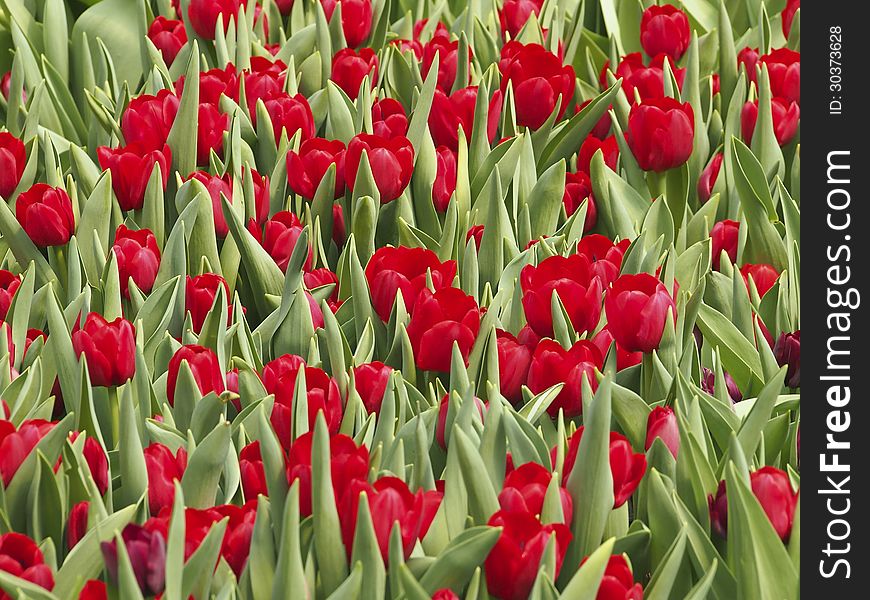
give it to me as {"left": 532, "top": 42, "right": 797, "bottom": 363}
{"left": 239, "top": 441, "right": 268, "bottom": 500}
{"left": 774, "top": 330, "right": 800, "bottom": 388}
{"left": 432, "top": 590, "right": 460, "bottom": 600}
{"left": 346, "top": 133, "right": 415, "bottom": 202}
{"left": 413, "top": 18, "right": 450, "bottom": 41}
{"left": 166, "top": 344, "right": 226, "bottom": 405}
{"left": 433, "top": 146, "right": 458, "bottom": 212}
{"left": 196, "top": 102, "right": 229, "bottom": 165}
{"left": 0, "top": 132, "right": 26, "bottom": 199}
{"left": 640, "top": 5, "right": 690, "bottom": 61}
{"left": 711, "top": 219, "right": 739, "bottom": 271}
{"left": 499, "top": 0, "right": 544, "bottom": 39}
{"left": 422, "top": 37, "right": 470, "bottom": 92}
{"left": 496, "top": 330, "right": 533, "bottom": 405}
{"left": 321, "top": 0, "right": 373, "bottom": 48}
{"left": 605, "top": 273, "right": 676, "bottom": 353}
{"left": 78, "top": 580, "right": 107, "bottom": 600}
{"left": 429, "top": 86, "right": 502, "bottom": 152}
{"left": 113, "top": 224, "right": 161, "bottom": 297}
{"left": 740, "top": 263, "right": 779, "bottom": 298}
{"left": 304, "top": 268, "right": 342, "bottom": 312}
{"left": 591, "top": 326, "right": 643, "bottom": 371}
{"left": 66, "top": 501, "right": 90, "bottom": 550}
{"left": 364, "top": 246, "right": 457, "bottom": 321}
{"left": 101, "top": 523, "right": 166, "bottom": 596}
{"left": 563, "top": 171, "right": 597, "bottom": 232}
{"left": 353, "top": 361, "right": 393, "bottom": 414}
{"left": 0, "top": 419, "right": 54, "bottom": 486}
{"left": 741, "top": 98, "right": 800, "bottom": 146}
{"left": 263, "top": 354, "right": 343, "bottom": 433}
{"left": 0, "top": 271, "right": 20, "bottom": 321}
{"left": 527, "top": 340, "right": 603, "bottom": 418}
{"left": 698, "top": 153, "right": 723, "bottom": 203}
{"left": 577, "top": 134, "right": 619, "bottom": 175}
{"left": 701, "top": 367, "right": 744, "bottom": 403}
{"left": 0, "top": 532, "right": 55, "bottom": 595}
{"left": 247, "top": 211, "right": 313, "bottom": 272}
{"left": 185, "top": 272, "right": 232, "bottom": 333}
{"left": 645, "top": 406, "right": 680, "bottom": 457}
{"left": 187, "top": 0, "right": 241, "bottom": 40}
{"left": 97, "top": 143, "right": 172, "bottom": 211}
{"left": 331, "top": 48, "right": 378, "bottom": 100}
{"left": 82, "top": 437, "right": 110, "bottom": 495}
{"left": 588, "top": 555, "right": 644, "bottom": 600}
{"left": 627, "top": 97, "right": 694, "bottom": 172}
{"left": 15, "top": 184, "right": 75, "bottom": 247}
{"left": 183, "top": 66, "right": 239, "bottom": 106}
{"left": 263, "top": 93, "right": 315, "bottom": 143}
{"left": 520, "top": 254, "right": 603, "bottom": 338}
{"left": 782, "top": 0, "right": 800, "bottom": 38}
{"left": 143, "top": 443, "right": 188, "bottom": 515}
{"left": 498, "top": 462, "right": 573, "bottom": 525}
{"left": 120, "top": 90, "right": 179, "bottom": 152}
{"left": 738, "top": 47, "right": 760, "bottom": 81}
{"left": 761, "top": 48, "right": 800, "bottom": 105}
{"left": 71, "top": 314, "right": 136, "bottom": 387}
{"left": 709, "top": 466, "right": 798, "bottom": 541}
{"left": 406, "top": 288, "right": 482, "bottom": 372}
{"left": 499, "top": 42, "right": 575, "bottom": 130}
{"left": 286, "top": 431, "right": 370, "bottom": 513}
{"left": 371, "top": 98, "right": 409, "bottom": 139}
{"left": 147, "top": 16, "right": 187, "bottom": 66}
{"left": 575, "top": 99, "right": 613, "bottom": 139}
{"left": 287, "top": 138, "right": 347, "bottom": 199}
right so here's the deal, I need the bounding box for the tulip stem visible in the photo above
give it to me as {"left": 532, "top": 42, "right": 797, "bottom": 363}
{"left": 108, "top": 385, "right": 120, "bottom": 449}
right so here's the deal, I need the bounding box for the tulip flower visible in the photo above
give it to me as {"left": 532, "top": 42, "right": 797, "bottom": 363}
{"left": 627, "top": 97, "right": 694, "bottom": 172}
{"left": 432, "top": 590, "right": 460, "bottom": 600}
{"left": 112, "top": 224, "right": 161, "bottom": 297}
{"left": 782, "top": 0, "right": 800, "bottom": 38}
{"left": 183, "top": 65, "right": 239, "bottom": 106}
{"left": 577, "top": 134, "right": 619, "bottom": 174}
{"left": 0, "top": 72, "right": 24, "bottom": 103}
{"left": 0, "top": 419, "right": 54, "bottom": 486}
{"left": 429, "top": 86, "right": 502, "bottom": 152}
{"left": 711, "top": 219, "right": 739, "bottom": 271}
{"left": 496, "top": 330, "right": 533, "bottom": 405}
{"left": 499, "top": 462, "right": 573, "bottom": 525}
{"left": 71, "top": 313, "right": 136, "bottom": 387}
{"left": 364, "top": 247, "right": 457, "bottom": 321}
{"left": 761, "top": 48, "right": 800, "bottom": 105}
{"left": 321, "top": 0, "right": 373, "bottom": 48}
{"left": 738, "top": 47, "right": 761, "bottom": 81}
{"left": 346, "top": 133, "right": 415, "bottom": 202}
{"left": 602, "top": 53, "right": 684, "bottom": 102}
{"left": 591, "top": 326, "right": 642, "bottom": 371}
{"left": 0, "top": 132, "right": 26, "bottom": 198}
{"left": 645, "top": 406, "right": 680, "bottom": 457}
{"left": 166, "top": 344, "right": 226, "bottom": 405}
{"left": 185, "top": 272, "right": 232, "bottom": 333}
{"left": 499, "top": 42, "right": 575, "bottom": 129}
{"left": 197, "top": 102, "right": 229, "bottom": 165}
{"left": 97, "top": 143, "right": 172, "bottom": 211}
{"left": 575, "top": 99, "right": 613, "bottom": 139}
{"left": 0, "top": 272, "right": 19, "bottom": 322}
{"left": 66, "top": 501, "right": 90, "bottom": 550}
{"left": 143, "top": 443, "right": 188, "bottom": 515}
{"left": 101, "top": 523, "right": 166, "bottom": 596}
{"left": 740, "top": 263, "right": 780, "bottom": 297}
{"left": 286, "top": 431, "right": 370, "bottom": 515}
{"left": 262, "top": 93, "right": 315, "bottom": 143}
{"left": 698, "top": 153, "right": 723, "bottom": 203}
{"left": 304, "top": 268, "right": 343, "bottom": 312}
{"left": 433, "top": 146, "right": 458, "bottom": 211}
{"left": 709, "top": 466, "right": 798, "bottom": 541}
{"left": 590, "top": 555, "right": 644, "bottom": 600}
{"left": 120, "top": 90, "right": 179, "bottom": 152}
{"left": 247, "top": 211, "right": 313, "bottom": 272}
{"left": 239, "top": 441, "right": 268, "bottom": 500}
{"left": 520, "top": 253, "right": 603, "bottom": 338}
{"left": 406, "top": 287, "right": 482, "bottom": 372}
{"left": 78, "top": 580, "right": 107, "bottom": 600}
{"left": 371, "top": 98, "right": 409, "bottom": 139}
{"left": 559, "top": 427, "right": 647, "bottom": 507}
{"left": 187, "top": 0, "right": 241, "bottom": 40}
{"left": 0, "top": 532, "right": 55, "bottom": 598}
{"left": 331, "top": 48, "right": 378, "bottom": 100}
{"left": 244, "top": 63, "right": 287, "bottom": 121}
{"left": 353, "top": 361, "right": 393, "bottom": 413}
{"left": 604, "top": 273, "right": 676, "bottom": 353}
{"left": 774, "top": 330, "right": 800, "bottom": 388}
{"left": 484, "top": 509, "right": 572, "bottom": 600}
{"left": 81, "top": 436, "right": 110, "bottom": 495}
{"left": 263, "top": 354, "right": 343, "bottom": 433}
{"left": 413, "top": 18, "right": 450, "bottom": 41}
{"left": 527, "top": 339, "right": 603, "bottom": 418}
{"left": 701, "top": 367, "right": 744, "bottom": 403}
{"left": 640, "top": 5, "right": 690, "bottom": 61}
{"left": 287, "top": 138, "right": 347, "bottom": 199}
{"left": 147, "top": 16, "right": 187, "bottom": 66}
{"left": 422, "top": 37, "right": 469, "bottom": 92}
{"left": 741, "top": 98, "right": 800, "bottom": 146}
{"left": 15, "top": 184, "right": 75, "bottom": 247}
{"left": 499, "top": 0, "right": 544, "bottom": 39}
{"left": 339, "top": 476, "right": 442, "bottom": 561}
{"left": 563, "top": 171, "right": 597, "bottom": 231}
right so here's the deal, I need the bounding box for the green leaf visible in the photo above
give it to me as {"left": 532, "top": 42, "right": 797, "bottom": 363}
{"left": 181, "top": 419, "right": 231, "bottom": 508}
{"left": 418, "top": 526, "right": 501, "bottom": 593}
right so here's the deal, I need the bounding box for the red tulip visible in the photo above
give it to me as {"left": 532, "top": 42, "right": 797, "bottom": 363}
{"left": 15, "top": 184, "right": 75, "bottom": 247}
{"left": 97, "top": 143, "right": 172, "bottom": 211}
{"left": 148, "top": 17, "right": 187, "bottom": 66}
{"left": 591, "top": 326, "right": 642, "bottom": 371}
{"left": 364, "top": 246, "right": 457, "bottom": 321}
{"left": 520, "top": 253, "right": 603, "bottom": 338}
{"left": 499, "top": 462, "right": 572, "bottom": 525}
{"left": 71, "top": 313, "right": 136, "bottom": 387}
{"left": 287, "top": 138, "right": 347, "bottom": 199}
{"left": 346, "top": 133, "right": 415, "bottom": 202}
{"left": 741, "top": 98, "right": 800, "bottom": 146}
{"left": 67, "top": 501, "right": 90, "bottom": 550}
{"left": 496, "top": 329, "right": 533, "bottom": 405}
{"left": 738, "top": 47, "right": 760, "bottom": 81}
{"left": 485, "top": 509, "right": 572, "bottom": 600}
{"left": 782, "top": 0, "right": 800, "bottom": 38}
{"left": 700, "top": 367, "right": 743, "bottom": 403}
{"left": 563, "top": 171, "right": 597, "bottom": 231}
{"left": 432, "top": 590, "right": 460, "bottom": 600}
{"left": 577, "top": 134, "right": 619, "bottom": 174}
{"left": 0, "top": 72, "right": 23, "bottom": 103}
{"left": 709, "top": 466, "right": 798, "bottom": 541}
{"left": 499, "top": 0, "right": 544, "bottom": 39}
{"left": 698, "top": 152, "right": 723, "bottom": 203}
{"left": 113, "top": 224, "right": 161, "bottom": 297}
{"left": 196, "top": 102, "right": 229, "bottom": 165}
{"left": 0, "top": 533, "right": 55, "bottom": 598}
{"left": 244, "top": 61, "right": 287, "bottom": 120}
{"left": 740, "top": 263, "right": 779, "bottom": 297}
{"left": 761, "top": 48, "right": 800, "bottom": 105}
{"left": 436, "top": 394, "right": 486, "bottom": 450}
{"left": 429, "top": 86, "right": 502, "bottom": 152}
{"left": 82, "top": 436, "right": 110, "bottom": 495}
{"left": 304, "top": 268, "right": 342, "bottom": 312}
{"left": 321, "top": 0, "right": 372, "bottom": 48}
{"left": 591, "top": 555, "right": 644, "bottom": 600}
{"left": 422, "top": 37, "right": 469, "bottom": 92}
{"left": 0, "top": 419, "right": 54, "bottom": 486}
{"left": 433, "top": 146, "right": 458, "bottom": 211}
{"left": 559, "top": 427, "right": 646, "bottom": 507}
{"left": 331, "top": 48, "right": 378, "bottom": 100}
{"left": 711, "top": 219, "right": 739, "bottom": 271}
{"left": 143, "top": 443, "right": 188, "bottom": 515}
{"left": 166, "top": 344, "right": 226, "bottom": 405}
{"left": 0, "top": 132, "right": 26, "bottom": 198}
{"left": 185, "top": 272, "right": 232, "bottom": 333}
{"left": 640, "top": 5, "right": 690, "bottom": 61}
{"left": 239, "top": 441, "right": 268, "bottom": 500}
{"left": 527, "top": 339, "right": 602, "bottom": 418}
{"left": 264, "top": 354, "right": 343, "bottom": 434}
{"left": 187, "top": 0, "right": 241, "bottom": 39}
{"left": 774, "top": 330, "right": 800, "bottom": 388}
{"left": 0, "top": 271, "right": 20, "bottom": 321}
{"left": 575, "top": 99, "right": 613, "bottom": 139}
{"left": 645, "top": 406, "right": 679, "bottom": 457}
{"left": 576, "top": 234, "right": 630, "bottom": 286}
{"left": 120, "top": 90, "right": 179, "bottom": 152}
{"left": 627, "top": 97, "right": 694, "bottom": 172}
{"left": 275, "top": 0, "right": 294, "bottom": 14}
{"left": 406, "top": 288, "right": 481, "bottom": 372}
{"left": 353, "top": 361, "right": 393, "bottom": 413}
{"left": 78, "top": 580, "right": 107, "bottom": 600}
{"left": 101, "top": 523, "right": 166, "bottom": 596}
{"left": 339, "top": 476, "right": 442, "bottom": 561}
{"left": 499, "top": 42, "right": 575, "bottom": 130}
{"left": 371, "top": 98, "right": 408, "bottom": 138}
{"left": 263, "top": 93, "right": 315, "bottom": 142}
{"left": 180, "top": 66, "right": 240, "bottom": 106}
{"left": 602, "top": 53, "right": 684, "bottom": 102}
{"left": 286, "top": 431, "right": 370, "bottom": 514}
{"left": 413, "top": 18, "right": 450, "bottom": 41}
{"left": 247, "top": 211, "right": 313, "bottom": 272}
{"left": 605, "top": 273, "right": 676, "bottom": 353}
